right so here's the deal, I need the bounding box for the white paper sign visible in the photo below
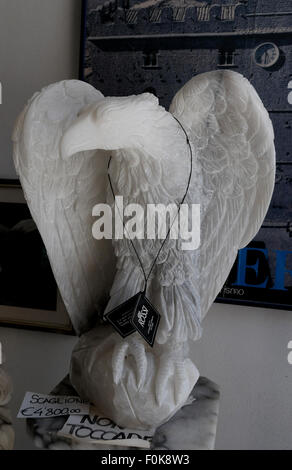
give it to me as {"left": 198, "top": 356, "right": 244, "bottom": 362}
{"left": 17, "top": 392, "right": 90, "bottom": 419}
{"left": 58, "top": 413, "right": 154, "bottom": 449}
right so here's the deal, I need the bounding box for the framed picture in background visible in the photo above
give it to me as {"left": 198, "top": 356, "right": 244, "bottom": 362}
{"left": 80, "top": 0, "right": 292, "bottom": 311}
{"left": 0, "top": 181, "right": 73, "bottom": 333}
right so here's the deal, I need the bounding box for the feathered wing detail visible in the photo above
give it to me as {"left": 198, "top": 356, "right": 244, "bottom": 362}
{"left": 170, "top": 70, "right": 276, "bottom": 319}
{"left": 12, "top": 80, "right": 116, "bottom": 334}
{"left": 100, "top": 71, "right": 275, "bottom": 345}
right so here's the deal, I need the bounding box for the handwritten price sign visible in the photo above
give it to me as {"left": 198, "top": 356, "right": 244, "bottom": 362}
{"left": 17, "top": 392, "right": 90, "bottom": 419}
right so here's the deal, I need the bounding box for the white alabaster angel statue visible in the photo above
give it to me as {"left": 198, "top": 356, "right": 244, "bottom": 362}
{"left": 13, "top": 70, "right": 275, "bottom": 429}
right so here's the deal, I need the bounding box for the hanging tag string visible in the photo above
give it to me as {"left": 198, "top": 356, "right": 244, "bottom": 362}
{"left": 107, "top": 116, "right": 193, "bottom": 293}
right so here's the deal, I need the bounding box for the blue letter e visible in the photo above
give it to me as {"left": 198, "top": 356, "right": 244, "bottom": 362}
{"left": 232, "top": 247, "right": 269, "bottom": 288}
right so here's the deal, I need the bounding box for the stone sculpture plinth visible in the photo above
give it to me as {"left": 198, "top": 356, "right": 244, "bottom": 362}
{"left": 26, "top": 376, "right": 220, "bottom": 451}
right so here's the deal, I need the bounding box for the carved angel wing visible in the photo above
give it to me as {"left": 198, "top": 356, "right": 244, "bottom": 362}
{"left": 12, "top": 81, "right": 116, "bottom": 334}
{"left": 170, "top": 70, "right": 276, "bottom": 318}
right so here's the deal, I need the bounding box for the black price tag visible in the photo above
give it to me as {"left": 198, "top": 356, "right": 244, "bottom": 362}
{"left": 105, "top": 293, "right": 161, "bottom": 347}
{"left": 105, "top": 293, "right": 141, "bottom": 338}
{"left": 131, "top": 294, "right": 161, "bottom": 348}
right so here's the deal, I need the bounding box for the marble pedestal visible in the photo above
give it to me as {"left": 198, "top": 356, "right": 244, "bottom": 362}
{"left": 26, "top": 376, "right": 220, "bottom": 450}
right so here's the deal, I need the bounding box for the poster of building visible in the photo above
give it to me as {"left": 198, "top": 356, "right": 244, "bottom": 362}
{"left": 81, "top": 0, "right": 292, "bottom": 310}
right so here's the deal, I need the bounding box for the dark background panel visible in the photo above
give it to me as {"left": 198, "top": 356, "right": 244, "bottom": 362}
{"left": 81, "top": 0, "right": 292, "bottom": 309}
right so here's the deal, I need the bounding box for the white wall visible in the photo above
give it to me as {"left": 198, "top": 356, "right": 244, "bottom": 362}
{"left": 191, "top": 303, "right": 292, "bottom": 450}
{"left": 0, "top": 0, "right": 82, "bottom": 178}
{"left": 0, "top": 0, "right": 291, "bottom": 451}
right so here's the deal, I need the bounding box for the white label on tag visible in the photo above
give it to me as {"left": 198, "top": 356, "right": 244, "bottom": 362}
{"left": 17, "top": 392, "right": 90, "bottom": 419}
{"left": 58, "top": 413, "right": 154, "bottom": 449}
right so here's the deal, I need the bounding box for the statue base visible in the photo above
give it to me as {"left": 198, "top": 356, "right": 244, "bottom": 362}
{"left": 26, "top": 376, "right": 220, "bottom": 450}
